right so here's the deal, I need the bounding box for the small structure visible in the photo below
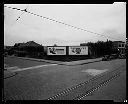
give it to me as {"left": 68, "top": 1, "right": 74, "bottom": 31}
{"left": 112, "top": 41, "right": 126, "bottom": 54}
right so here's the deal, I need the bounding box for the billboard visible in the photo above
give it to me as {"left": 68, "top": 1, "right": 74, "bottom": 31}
{"left": 47, "top": 46, "right": 66, "bottom": 55}
{"left": 69, "top": 46, "right": 88, "bottom": 55}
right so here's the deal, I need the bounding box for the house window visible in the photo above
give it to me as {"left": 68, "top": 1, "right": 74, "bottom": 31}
{"left": 122, "top": 44, "right": 124, "bottom": 47}
{"left": 118, "top": 44, "right": 121, "bottom": 47}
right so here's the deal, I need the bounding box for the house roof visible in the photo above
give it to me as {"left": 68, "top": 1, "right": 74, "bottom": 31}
{"left": 17, "top": 41, "right": 41, "bottom": 47}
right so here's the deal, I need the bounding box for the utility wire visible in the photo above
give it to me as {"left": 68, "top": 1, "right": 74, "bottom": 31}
{"left": 4, "top": 5, "right": 121, "bottom": 41}
{"left": 16, "top": 4, "right": 29, "bottom": 21}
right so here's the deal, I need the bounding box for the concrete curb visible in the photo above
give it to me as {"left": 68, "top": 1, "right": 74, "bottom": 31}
{"left": 60, "top": 58, "right": 102, "bottom": 66}
{"left": 8, "top": 56, "right": 102, "bottom": 66}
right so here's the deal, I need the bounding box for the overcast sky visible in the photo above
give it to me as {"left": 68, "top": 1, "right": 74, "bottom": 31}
{"left": 4, "top": 3, "right": 126, "bottom": 46}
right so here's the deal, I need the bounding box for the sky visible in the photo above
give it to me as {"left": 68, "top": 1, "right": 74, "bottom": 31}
{"left": 4, "top": 3, "right": 126, "bottom": 46}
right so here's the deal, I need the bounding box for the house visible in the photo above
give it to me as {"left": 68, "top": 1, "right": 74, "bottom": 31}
{"left": 4, "top": 46, "right": 14, "bottom": 55}
{"left": 14, "top": 41, "right": 41, "bottom": 47}
{"left": 4, "top": 46, "right": 13, "bottom": 50}
{"left": 112, "top": 41, "right": 126, "bottom": 54}
{"left": 13, "top": 41, "right": 44, "bottom": 57}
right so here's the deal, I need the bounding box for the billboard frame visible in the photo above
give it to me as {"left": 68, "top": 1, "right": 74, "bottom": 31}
{"left": 47, "top": 46, "right": 67, "bottom": 55}
{"left": 68, "top": 46, "right": 88, "bottom": 55}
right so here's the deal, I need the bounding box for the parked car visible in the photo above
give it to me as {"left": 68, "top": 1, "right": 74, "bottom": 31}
{"left": 102, "top": 55, "right": 110, "bottom": 61}
{"left": 118, "top": 54, "right": 126, "bottom": 59}
{"left": 109, "top": 54, "right": 118, "bottom": 59}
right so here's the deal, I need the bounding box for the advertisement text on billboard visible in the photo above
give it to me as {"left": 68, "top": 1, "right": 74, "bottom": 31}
{"left": 69, "top": 46, "right": 88, "bottom": 55}
{"left": 47, "top": 47, "right": 66, "bottom": 55}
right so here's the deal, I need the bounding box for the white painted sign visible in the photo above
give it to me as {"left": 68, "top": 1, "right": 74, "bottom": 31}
{"left": 69, "top": 46, "right": 88, "bottom": 55}
{"left": 47, "top": 47, "right": 66, "bottom": 55}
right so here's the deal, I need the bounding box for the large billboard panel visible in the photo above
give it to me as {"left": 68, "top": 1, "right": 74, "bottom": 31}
{"left": 47, "top": 46, "right": 66, "bottom": 55}
{"left": 69, "top": 46, "right": 88, "bottom": 55}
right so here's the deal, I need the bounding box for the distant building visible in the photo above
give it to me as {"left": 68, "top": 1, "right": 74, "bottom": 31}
{"left": 80, "top": 40, "right": 126, "bottom": 56}
{"left": 13, "top": 41, "right": 44, "bottom": 57}
{"left": 14, "top": 41, "right": 41, "bottom": 47}
{"left": 112, "top": 41, "right": 126, "bottom": 54}
{"left": 4, "top": 46, "right": 14, "bottom": 55}
{"left": 4, "top": 46, "right": 13, "bottom": 50}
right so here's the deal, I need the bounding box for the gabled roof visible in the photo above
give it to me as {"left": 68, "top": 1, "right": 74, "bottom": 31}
{"left": 25, "top": 41, "right": 41, "bottom": 46}
{"left": 17, "top": 41, "right": 41, "bottom": 47}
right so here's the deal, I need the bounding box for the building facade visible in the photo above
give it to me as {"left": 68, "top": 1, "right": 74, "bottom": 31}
{"left": 112, "top": 41, "right": 126, "bottom": 54}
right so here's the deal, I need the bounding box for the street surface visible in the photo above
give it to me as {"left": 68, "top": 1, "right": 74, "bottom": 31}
{"left": 4, "top": 56, "right": 126, "bottom": 101}
{"left": 81, "top": 70, "right": 126, "bottom": 102}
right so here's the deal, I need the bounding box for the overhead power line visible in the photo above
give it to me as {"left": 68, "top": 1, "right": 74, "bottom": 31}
{"left": 16, "top": 4, "right": 29, "bottom": 21}
{"left": 4, "top": 5, "right": 121, "bottom": 41}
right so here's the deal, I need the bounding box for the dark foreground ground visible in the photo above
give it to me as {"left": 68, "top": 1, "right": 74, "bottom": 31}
{"left": 4, "top": 56, "right": 126, "bottom": 101}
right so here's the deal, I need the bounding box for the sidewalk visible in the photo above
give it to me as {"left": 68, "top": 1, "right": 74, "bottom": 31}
{"left": 8, "top": 56, "right": 102, "bottom": 66}
{"left": 60, "top": 58, "right": 102, "bottom": 66}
